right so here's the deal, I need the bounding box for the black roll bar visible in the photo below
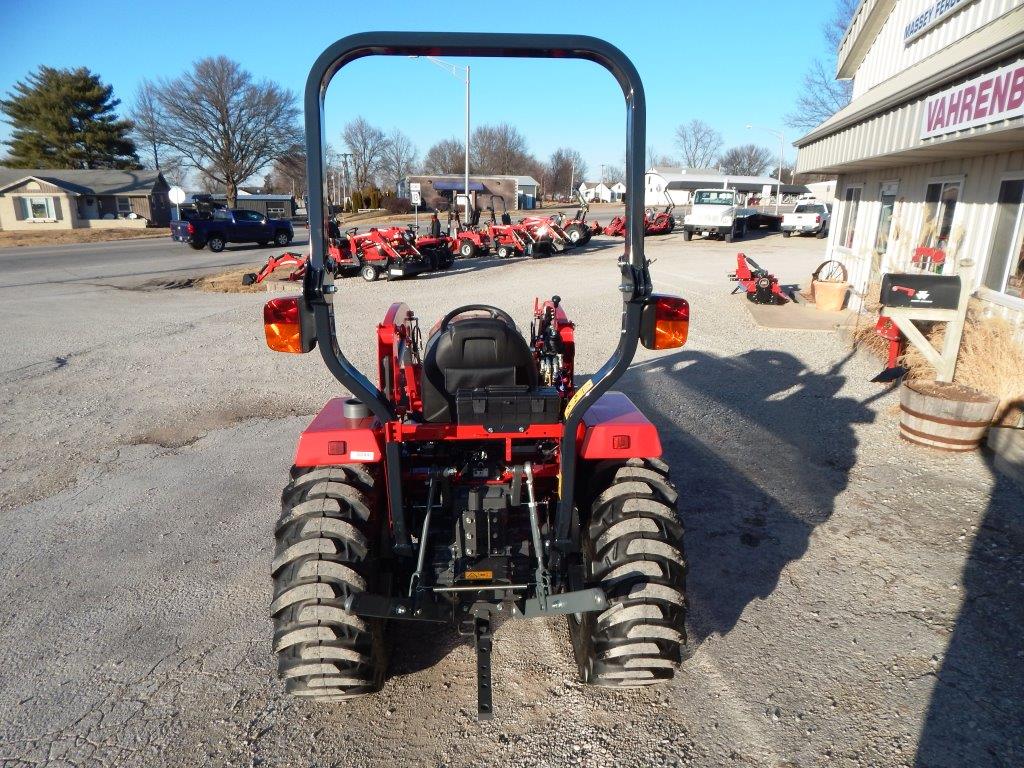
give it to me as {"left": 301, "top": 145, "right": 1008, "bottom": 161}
{"left": 303, "top": 32, "right": 652, "bottom": 555}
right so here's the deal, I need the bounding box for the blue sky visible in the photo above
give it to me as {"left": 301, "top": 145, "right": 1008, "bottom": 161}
{"left": 0, "top": 0, "right": 837, "bottom": 178}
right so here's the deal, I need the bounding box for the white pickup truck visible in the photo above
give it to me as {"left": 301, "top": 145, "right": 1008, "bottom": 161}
{"left": 682, "top": 188, "right": 782, "bottom": 242}
{"left": 781, "top": 201, "right": 831, "bottom": 239}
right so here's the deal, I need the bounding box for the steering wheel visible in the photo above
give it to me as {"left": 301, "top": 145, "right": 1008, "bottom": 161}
{"left": 438, "top": 304, "right": 516, "bottom": 332}
{"left": 346, "top": 226, "right": 358, "bottom": 236}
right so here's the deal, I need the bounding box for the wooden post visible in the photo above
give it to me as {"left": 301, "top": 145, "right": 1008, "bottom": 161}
{"left": 881, "top": 260, "right": 974, "bottom": 383}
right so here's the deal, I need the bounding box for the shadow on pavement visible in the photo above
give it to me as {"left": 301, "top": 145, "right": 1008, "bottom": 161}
{"left": 914, "top": 457, "right": 1024, "bottom": 767}
{"left": 622, "top": 349, "right": 875, "bottom": 646}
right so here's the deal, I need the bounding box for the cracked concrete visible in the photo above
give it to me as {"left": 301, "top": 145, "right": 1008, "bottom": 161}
{"left": 0, "top": 232, "right": 1021, "bottom": 767}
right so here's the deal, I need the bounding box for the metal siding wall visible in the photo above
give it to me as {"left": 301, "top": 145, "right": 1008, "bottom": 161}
{"left": 826, "top": 149, "right": 1024, "bottom": 330}
{"left": 853, "top": 0, "right": 1020, "bottom": 99}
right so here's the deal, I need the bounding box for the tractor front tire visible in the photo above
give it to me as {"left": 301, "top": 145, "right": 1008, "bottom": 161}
{"left": 271, "top": 464, "right": 386, "bottom": 700}
{"left": 459, "top": 241, "right": 475, "bottom": 258}
{"left": 496, "top": 245, "right": 511, "bottom": 259}
{"left": 569, "top": 458, "right": 687, "bottom": 687}
{"left": 361, "top": 264, "right": 380, "bottom": 282}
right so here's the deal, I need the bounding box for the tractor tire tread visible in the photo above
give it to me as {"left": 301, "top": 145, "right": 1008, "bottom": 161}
{"left": 272, "top": 463, "right": 385, "bottom": 700}
{"left": 569, "top": 461, "right": 687, "bottom": 688}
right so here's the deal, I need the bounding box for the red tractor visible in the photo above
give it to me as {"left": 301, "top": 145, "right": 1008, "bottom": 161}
{"left": 562, "top": 193, "right": 601, "bottom": 245}
{"left": 264, "top": 32, "right": 689, "bottom": 720}
{"left": 644, "top": 194, "right": 676, "bottom": 236}
{"left": 330, "top": 224, "right": 453, "bottom": 281}
{"left": 447, "top": 193, "right": 491, "bottom": 258}
{"left": 519, "top": 211, "right": 571, "bottom": 253}
{"left": 485, "top": 195, "right": 536, "bottom": 258}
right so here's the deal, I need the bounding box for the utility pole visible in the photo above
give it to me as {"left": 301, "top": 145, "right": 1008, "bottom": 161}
{"left": 341, "top": 153, "right": 352, "bottom": 218}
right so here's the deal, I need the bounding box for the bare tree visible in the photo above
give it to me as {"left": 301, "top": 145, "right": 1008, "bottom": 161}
{"left": 646, "top": 146, "right": 676, "bottom": 169}
{"left": 148, "top": 57, "right": 300, "bottom": 207}
{"left": 547, "top": 148, "right": 587, "bottom": 200}
{"left": 785, "top": 0, "right": 858, "bottom": 131}
{"left": 471, "top": 123, "right": 531, "bottom": 175}
{"left": 129, "top": 82, "right": 173, "bottom": 171}
{"left": 264, "top": 147, "right": 307, "bottom": 195}
{"left": 673, "top": 119, "right": 723, "bottom": 169}
{"left": 380, "top": 128, "right": 418, "bottom": 191}
{"left": 422, "top": 138, "right": 465, "bottom": 175}
{"left": 604, "top": 165, "right": 625, "bottom": 185}
{"left": 342, "top": 117, "right": 388, "bottom": 189}
{"left": 719, "top": 144, "right": 774, "bottom": 176}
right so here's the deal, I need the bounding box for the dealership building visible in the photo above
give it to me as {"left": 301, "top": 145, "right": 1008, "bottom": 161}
{"left": 795, "top": 0, "right": 1024, "bottom": 331}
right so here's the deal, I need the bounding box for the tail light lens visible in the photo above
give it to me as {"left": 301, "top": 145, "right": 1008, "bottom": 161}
{"left": 815, "top": 215, "right": 821, "bottom": 224}
{"left": 264, "top": 296, "right": 316, "bottom": 353}
{"left": 186, "top": 222, "right": 195, "bottom": 235}
{"left": 640, "top": 295, "right": 690, "bottom": 350}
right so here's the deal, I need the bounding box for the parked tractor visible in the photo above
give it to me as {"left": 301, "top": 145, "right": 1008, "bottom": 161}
{"left": 562, "top": 193, "right": 601, "bottom": 245}
{"left": 518, "top": 211, "right": 571, "bottom": 253}
{"left": 330, "top": 225, "right": 453, "bottom": 281}
{"left": 263, "top": 31, "right": 689, "bottom": 720}
{"left": 485, "top": 195, "right": 536, "bottom": 258}
{"left": 448, "top": 193, "right": 492, "bottom": 257}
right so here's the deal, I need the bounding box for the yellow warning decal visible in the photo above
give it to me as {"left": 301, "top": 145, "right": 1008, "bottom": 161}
{"left": 563, "top": 378, "right": 594, "bottom": 421}
{"left": 463, "top": 570, "right": 494, "bottom": 581}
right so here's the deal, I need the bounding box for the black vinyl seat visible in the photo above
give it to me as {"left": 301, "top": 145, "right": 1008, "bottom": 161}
{"left": 421, "top": 316, "right": 537, "bottom": 423}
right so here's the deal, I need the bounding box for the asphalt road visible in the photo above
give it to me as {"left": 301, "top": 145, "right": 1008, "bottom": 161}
{"left": 0, "top": 228, "right": 1020, "bottom": 767}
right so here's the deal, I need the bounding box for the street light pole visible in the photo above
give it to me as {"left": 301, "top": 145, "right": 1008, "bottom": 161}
{"left": 413, "top": 55, "right": 471, "bottom": 213}
{"left": 746, "top": 124, "right": 785, "bottom": 215}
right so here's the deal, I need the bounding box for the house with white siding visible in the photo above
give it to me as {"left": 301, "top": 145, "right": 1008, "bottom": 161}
{"left": 794, "top": 0, "right": 1024, "bottom": 332}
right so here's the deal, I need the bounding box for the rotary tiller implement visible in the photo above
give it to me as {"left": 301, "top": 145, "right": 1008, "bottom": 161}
{"left": 263, "top": 32, "right": 690, "bottom": 720}
{"left": 728, "top": 252, "right": 790, "bottom": 305}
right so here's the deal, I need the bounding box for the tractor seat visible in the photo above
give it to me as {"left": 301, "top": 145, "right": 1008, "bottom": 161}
{"left": 420, "top": 315, "right": 537, "bottom": 423}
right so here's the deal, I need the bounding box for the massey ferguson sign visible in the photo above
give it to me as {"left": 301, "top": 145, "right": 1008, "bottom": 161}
{"left": 920, "top": 59, "right": 1024, "bottom": 139}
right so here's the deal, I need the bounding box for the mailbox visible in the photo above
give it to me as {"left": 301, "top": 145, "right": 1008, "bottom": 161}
{"left": 879, "top": 273, "right": 961, "bottom": 310}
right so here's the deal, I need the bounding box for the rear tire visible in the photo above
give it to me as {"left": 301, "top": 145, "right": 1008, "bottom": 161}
{"left": 682, "top": 229, "right": 692, "bottom": 242}
{"left": 783, "top": 230, "right": 792, "bottom": 238}
{"left": 816, "top": 228, "right": 827, "bottom": 239}
{"left": 271, "top": 465, "right": 386, "bottom": 700}
{"left": 189, "top": 241, "right": 205, "bottom": 250}
{"left": 568, "top": 458, "right": 687, "bottom": 687}
{"left": 724, "top": 228, "right": 734, "bottom": 243}
{"left": 208, "top": 235, "right": 225, "bottom": 253}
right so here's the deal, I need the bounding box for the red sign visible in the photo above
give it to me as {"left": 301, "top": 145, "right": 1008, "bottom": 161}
{"left": 921, "top": 59, "right": 1024, "bottom": 139}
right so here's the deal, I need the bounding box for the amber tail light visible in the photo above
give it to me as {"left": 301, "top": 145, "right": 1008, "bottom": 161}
{"left": 264, "top": 296, "right": 317, "bottom": 353}
{"left": 639, "top": 295, "right": 690, "bottom": 350}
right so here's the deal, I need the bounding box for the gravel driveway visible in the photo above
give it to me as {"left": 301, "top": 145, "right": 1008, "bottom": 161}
{"left": 1, "top": 230, "right": 1020, "bottom": 767}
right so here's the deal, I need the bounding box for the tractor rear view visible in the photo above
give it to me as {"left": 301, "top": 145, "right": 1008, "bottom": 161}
{"left": 262, "top": 32, "right": 690, "bottom": 719}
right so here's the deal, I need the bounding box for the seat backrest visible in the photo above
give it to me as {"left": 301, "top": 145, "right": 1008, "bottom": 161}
{"left": 420, "top": 316, "right": 536, "bottom": 423}
{"left": 501, "top": 212, "right": 512, "bottom": 225}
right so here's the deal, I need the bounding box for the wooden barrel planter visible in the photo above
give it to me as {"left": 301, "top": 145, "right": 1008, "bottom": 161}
{"left": 899, "top": 380, "right": 998, "bottom": 452}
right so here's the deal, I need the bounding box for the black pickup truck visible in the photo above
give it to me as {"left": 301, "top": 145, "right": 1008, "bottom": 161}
{"left": 170, "top": 208, "right": 293, "bottom": 252}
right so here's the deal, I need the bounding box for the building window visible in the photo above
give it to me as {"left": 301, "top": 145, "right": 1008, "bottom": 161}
{"left": 116, "top": 196, "right": 133, "bottom": 215}
{"left": 982, "top": 178, "right": 1024, "bottom": 301}
{"left": 922, "top": 179, "right": 961, "bottom": 249}
{"left": 874, "top": 181, "right": 898, "bottom": 255}
{"left": 267, "top": 207, "right": 285, "bottom": 218}
{"left": 22, "top": 196, "right": 56, "bottom": 220}
{"left": 837, "top": 186, "right": 861, "bottom": 249}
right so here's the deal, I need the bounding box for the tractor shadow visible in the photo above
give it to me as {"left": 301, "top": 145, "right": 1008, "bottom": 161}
{"left": 622, "top": 348, "right": 873, "bottom": 647}
{"left": 914, "top": 455, "right": 1024, "bottom": 766}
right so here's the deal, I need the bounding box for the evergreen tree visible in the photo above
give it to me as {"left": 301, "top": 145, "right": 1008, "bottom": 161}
{"left": 0, "top": 66, "right": 139, "bottom": 169}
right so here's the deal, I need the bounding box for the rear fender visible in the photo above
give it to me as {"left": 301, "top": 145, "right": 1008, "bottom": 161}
{"left": 294, "top": 398, "right": 384, "bottom": 467}
{"left": 576, "top": 391, "right": 661, "bottom": 459}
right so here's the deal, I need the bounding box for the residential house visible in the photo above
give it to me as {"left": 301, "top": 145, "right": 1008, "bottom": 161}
{"left": 0, "top": 168, "right": 170, "bottom": 230}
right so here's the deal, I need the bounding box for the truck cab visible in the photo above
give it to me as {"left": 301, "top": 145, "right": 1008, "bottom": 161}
{"left": 683, "top": 188, "right": 744, "bottom": 242}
